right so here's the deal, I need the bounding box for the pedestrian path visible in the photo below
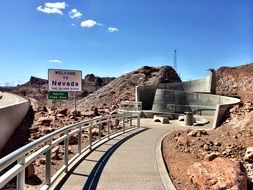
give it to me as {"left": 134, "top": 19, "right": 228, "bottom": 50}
{"left": 53, "top": 119, "right": 210, "bottom": 190}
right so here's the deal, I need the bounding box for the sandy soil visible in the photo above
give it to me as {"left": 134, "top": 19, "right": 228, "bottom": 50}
{"left": 163, "top": 118, "right": 253, "bottom": 190}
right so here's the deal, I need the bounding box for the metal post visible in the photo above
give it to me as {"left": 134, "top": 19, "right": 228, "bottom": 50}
{"left": 107, "top": 120, "right": 110, "bottom": 139}
{"left": 115, "top": 119, "right": 118, "bottom": 132}
{"left": 190, "top": 79, "right": 191, "bottom": 92}
{"left": 17, "top": 156, "right": 25, "bottom": 190}
{"left": 64, "top": 132, "right": 69, "bottom": 172}
{"left": 123, "top": 114, "right": 125, "bottom": 133}
{"left": 130, "top": 117, "right": 132, "bottom": 128}
{"left": 137, "top": 113, "right": 140, "bottom": 127}
{"left": 74, "top": 92, "right": 77, "bottom": 113}
{"left": 53, "top": 100, "right": 56, "bottom": 114}
{"left": 98, "top": 121, "right": 102, "bottom": 140}
{"left": 197, "top": 93, "right": 199, "bottom": 115}
{"left": 89, "top": 123, "right": 92, "bottom": 150}
{"left": 45, "top": 140, "right": 52, "bottom": 185}
{"left": 78, "top": 126, "right": 82, "bottom": 154}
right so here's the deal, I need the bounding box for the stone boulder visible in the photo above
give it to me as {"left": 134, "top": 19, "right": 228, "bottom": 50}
{"left": 187, "top": 130, "right": 208, "bottom": 137}
{"left": 69, "top": 135, "right": 79, "bottom": 145}
{"left": 91, "top": 128, "right": 99, "bottom": 136}
{"left": 187, "top": 157, "right": 248, "bottom": 190}
{"left": 58, "top": 108, "right": 68, "bottom": 116}
{"left": 41, "top": 127, "right": 53, "bottom": 134}
{"left": 38, "top": 116, "right": 54, "bottom": 126}
{"left": 51, "top": 145, "right": 61, "bottom": 160}
{"left": 244, "top": 147, "right": 253, "bottom": 163}
{"left": 81, "top": 110, "right": 94, "bottom": 117}
{"left": 26, "top": 163, "right": 35, "bottom": 178}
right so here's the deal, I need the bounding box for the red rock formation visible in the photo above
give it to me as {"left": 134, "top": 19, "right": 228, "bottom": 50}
{"left": 187, "top": 157, "right": 248, "bottom": 190}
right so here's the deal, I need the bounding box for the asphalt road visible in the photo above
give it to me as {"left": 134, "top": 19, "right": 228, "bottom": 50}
{"left": 0, "top": 92, "right": 24, "bottom": 108}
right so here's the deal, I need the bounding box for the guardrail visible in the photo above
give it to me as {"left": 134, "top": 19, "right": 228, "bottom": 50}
{"left": 0, "top": 112, "right": 141, "bottom": 190}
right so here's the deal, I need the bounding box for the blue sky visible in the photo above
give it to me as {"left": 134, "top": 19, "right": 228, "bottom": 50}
{"left": 0, "top": 0, "right": 252, "bottom": 86}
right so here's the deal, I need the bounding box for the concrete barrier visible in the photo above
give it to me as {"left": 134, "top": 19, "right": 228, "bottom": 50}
{"left": 213, "top": 98, "right": 241, "bottom": 128}
{"left": 0, "top": 93, "right": 30, "bottom": 151}
{"left": 152, "top": 89, "right": 218, "bottom": 115}
{"left": 146, "top": 88, "right": 240, "bottom": 128}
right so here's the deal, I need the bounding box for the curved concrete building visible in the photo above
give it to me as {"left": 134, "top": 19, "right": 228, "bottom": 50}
{"left": 136, "top": 70, "right": 216, "bottom": 110}
{"left": 135, "top": 70, "right": 240, "bottom": 128}
{"left": 0, "top": 92, "right": 30, "bottom": 150}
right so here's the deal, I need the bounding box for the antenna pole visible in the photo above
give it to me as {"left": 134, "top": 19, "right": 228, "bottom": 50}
{"left": 173, "top": 49, "right": 177, "bottom": 72}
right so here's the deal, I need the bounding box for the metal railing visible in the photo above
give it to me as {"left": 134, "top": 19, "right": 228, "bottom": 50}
{"left": 0, "top": 112, "right": 141, "bottom": 190}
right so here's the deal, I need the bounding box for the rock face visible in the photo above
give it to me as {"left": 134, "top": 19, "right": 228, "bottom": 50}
{"left": 187, "top": 157, "right": 248, "bottom": 190}
{"left": 29, "top": 76, "right": 47, "bottom": 85}
{"left": 78, "top": 65, "right": 181, "bottom": 109}
{"left": 216, "top": 63, "right": 253, "bottom": 103}
{"left": 82, "top": 74, "right": 115, "bottom": 96}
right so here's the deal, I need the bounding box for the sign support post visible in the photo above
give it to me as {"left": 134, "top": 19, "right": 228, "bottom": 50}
{"left": 74, "top": 92, "right": 77, "bottom": 113}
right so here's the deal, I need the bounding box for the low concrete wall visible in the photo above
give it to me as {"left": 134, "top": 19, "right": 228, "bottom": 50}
{"left": 213, "top": 97, "right": 241, "bottom": 128}
{"left": 0, "top": 93, "right": 30, "bottom": 151}
{"left": 150, "top": 89, "right": 240, "bottom": 128}
{"left": 152, "top": 89, "right": 220, "bottom": 115}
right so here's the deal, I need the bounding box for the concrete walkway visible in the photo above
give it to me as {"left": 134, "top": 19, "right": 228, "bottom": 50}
{"left": 54, "top": 119, "right": 211, "bottom": 190}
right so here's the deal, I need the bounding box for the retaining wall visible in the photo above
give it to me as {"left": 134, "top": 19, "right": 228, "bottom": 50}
{"left": 0, "top": 93, "right": 30, "bottom": 151}
{"left": 136, "top": 72, "right": 214, "bottom": 110}
{"left": 151, "top": 89, "right": 240, "bottom": 127}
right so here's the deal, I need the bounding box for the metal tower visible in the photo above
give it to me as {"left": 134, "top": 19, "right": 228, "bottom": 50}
{"left": 173, "top": 49, "right": 177, "bottom": 72}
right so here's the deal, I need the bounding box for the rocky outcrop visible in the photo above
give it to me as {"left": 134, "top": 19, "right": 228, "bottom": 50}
{"left": 29, "top": 76, "right": 47, "bottom": 85}
{"left": 78, "top": 65, "right": 181, "bottom": 109}
{"left": 81, "top": 74, "right": 115, "bottom": 96}
{"left": 84, "top": 74, "right": 115, "bottom": 87}
{"left": 187, "top": 157, "right": 248, "bottom": 190}
{"left": 216, "top": 63, "right": 253, "bottom": 103}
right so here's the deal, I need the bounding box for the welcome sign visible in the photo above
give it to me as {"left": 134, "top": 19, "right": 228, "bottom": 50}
{"left": 48, "top": 69, "right": 82, "bottom": 92}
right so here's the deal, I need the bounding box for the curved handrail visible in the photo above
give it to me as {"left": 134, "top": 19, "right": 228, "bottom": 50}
{"left": 0, "top": 112, "right": 141, "bottom": 190}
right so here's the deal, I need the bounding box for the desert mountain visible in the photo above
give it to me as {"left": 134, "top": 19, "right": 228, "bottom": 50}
{"left": 77, "top": 65, "right": 181, "bottom": 109}
{"left": 0, "top": 75, "right": 115, "bottom": 103}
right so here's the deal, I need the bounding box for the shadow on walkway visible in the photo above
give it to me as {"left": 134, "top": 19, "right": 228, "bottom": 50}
{"left": 54, "top": 127, "right": 149, "bottom": 190}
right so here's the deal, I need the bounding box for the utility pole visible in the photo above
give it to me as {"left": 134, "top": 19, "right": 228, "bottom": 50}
{"left": 173, "top": 49, "right": 177, "bottom": 72}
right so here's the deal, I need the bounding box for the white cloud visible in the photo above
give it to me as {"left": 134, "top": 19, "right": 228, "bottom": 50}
{"left": 81, "top": 19, "right": 98, "bottom": 28}
{"left": 45, "top": 2, "right": 67, "bottom": 9}
{"left": 37, "top": 6, "right": 63, "bottom": 15}
{"left": 97, "top": 23, "right": 104, "bottom": 26}
{"left": 48, "top": 59, "right": 63, "bottom": 64}
{"left": 37, "top": 2, "right": 67, "bottom": 15}
{"left": 69, "top": 9, "right": 82, "bottom": 19}
{"left": 71, "top": 23, "right": 76, "bottom": 26}
{"left": 108, "top": 27, "right": 119, "bottom": 32}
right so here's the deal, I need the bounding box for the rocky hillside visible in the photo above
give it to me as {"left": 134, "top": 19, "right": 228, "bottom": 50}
{"left": 82, "top": 74, "right": 115, "bottom": 96}
{"left": 162, "top": 63, "right": 253, "bottom": 190}
{"left": 216, "top": 63, "right": 253, "bottom": 103}
{"left": 77, "top": 65, "right": 181, "bottom": 109}
{"left": 0, "top": 75, "right": 115, "bottom": 103}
